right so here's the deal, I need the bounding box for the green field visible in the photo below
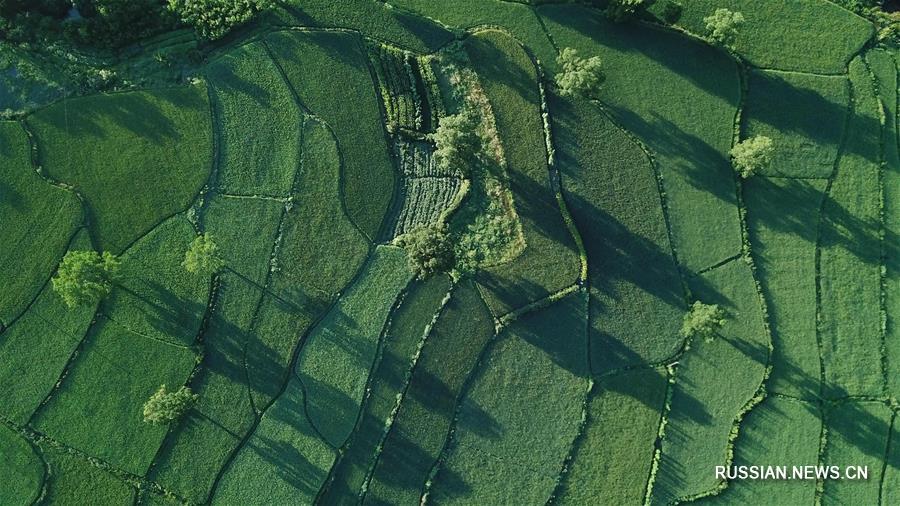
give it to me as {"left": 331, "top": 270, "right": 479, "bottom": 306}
{"left": 0, "top": 0, "right": 893, "bottom": 503}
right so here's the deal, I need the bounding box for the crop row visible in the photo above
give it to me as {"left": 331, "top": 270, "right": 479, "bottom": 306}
{"left": 368, "top": 43, "right": 424, "bottom": 132}
{"left": 391, "top": 177, "right": 464, "bottom": 237}
{"left": 395, "top": 138, "right": 460, "bottom": 178}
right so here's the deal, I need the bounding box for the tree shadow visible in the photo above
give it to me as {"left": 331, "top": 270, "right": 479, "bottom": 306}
{"left": 205, "top": 45, "right": 274, "bottom": 109}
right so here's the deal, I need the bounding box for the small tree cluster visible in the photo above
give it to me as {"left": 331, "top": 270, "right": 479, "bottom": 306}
{"left": 167, "top": 0, "right": 274, "bottom": 40}
{"left": 52, "top": 250, "right": 120, "bottom": 308}
{"left": 680, "top": 301, "right": 727, "bottom": 343}
{"left": 142, "top": 385, "right": 198, "bottom": 425}
{"left": 730, "top": 135, "right": 774, "bottom": 179}
{"left": 605, "top": 0, "right": 645, "bottom": 22}
{"left": 704, "top": 8, "right": 744, "bottom": 47}
{"left": 183, "top": 234, "right": 224, "bottom": 275}
{"left": 429, "top": 109, "right": 483, "bottom": 176}
{"left": 395, "top": 224, "right": 455, "bottom": 280}
{"left": 555, "top": 47, "right": 603, "bottom": 99}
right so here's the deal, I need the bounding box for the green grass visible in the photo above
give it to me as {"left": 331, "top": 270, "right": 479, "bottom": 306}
{"left": 283, "top": 0, "right": 453, "bottom": 54}
{"left": 663, "top": 0, "right": 873, "bottom": 73}
{"left": 206, "top": 41, "right": 302, "bottom": 196}
{"left": 392, "top": 0, "right": 560, "bottom": 71}
{"left": 100, "top": 215, "right": 211, "bottom": 346}
{"left": 203, "top": 194, "right": 283, "bottom": 285}
{"left": 266, "top": 29, "right": 395, "bottom": 240}
{"left": 698, "top": 397, "right": 820, "bottom": 505}
{"left": 743, "top": 70, "right": 850, "bottom": 178}
{"left": 539, "top": 4, "right": 743, "bottom": 272}
{"left": 296, "top": 245, "right": 412, "bottom": 447}
{"left": 213, "top": 377, "right": 337, "bottom": 504}
{"left": 463, "top": 30, "right": 580, "bottom": 317}
{"left": 41, "top": 444, "right": 136, "bottom": 505}
{"left": 0, "top": 424, "right": 43, "bottom": 506}
{"left": 0, "top": 230, "right": 95, "bottom": 424}
{"left": 27, "top": 84, "right": 213, "bottom": 253}
{"left": 820, "top": 57, "right": 883, "bottom": 398}
{"left": 428, "top": 292, "right": 589, "bottom": 504}
{"left": 551, "top": 92, "right": 685, "bottom": 373}
{"left": 556, "top": 367, "right": 668, "bottom": 505}
{"left": 0, "top": 121, "right": 82, "bottom": 324}
{"left": 654, "top": 259, "right": 768, "bottom": 503}
{"left": 883, "top": 411, "right": 900, "bottom": 506}
{"left": 744, "top": 177, "right": 827, "bottom": 399}
{"left": 366, "top": 280, "right": 495, "bottom": 505}
{"left": 821, "top": 401, "right": 892, "bottom": 504}
{"left": 321, "top": 273, "right": 452, "bottom": 503}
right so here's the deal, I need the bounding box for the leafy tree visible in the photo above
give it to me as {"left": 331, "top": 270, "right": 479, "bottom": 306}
{"left": 606, "top": 0, "right": 645, "bottom": 22}
{"left": 730, "top": 135, "right": 774, "bottom": 179}
{"left": 52, "top": 250, "right": 120, "bottom": 308}
{"left": 429, "top": 109, "right": 483, "bottom": 175}
{"left": 167, "top": 0, "right": 274, "bottom": 40}
{"left": 395, "top": 224, "right": 455, "bottom": 280}
{"left": 183, "top": 233, "right": 224, "bottom": 275}
{"left": 555, "top": 47, "right": 603, "bottom": 99}
{"left": 142, "top": 385, "right": 198, "bottom": 425}
{"left": 680, "top": 301, "right": 727, "bottom": 342}
{"left": 703, "top": 8, "right": 744, "bottom": 47}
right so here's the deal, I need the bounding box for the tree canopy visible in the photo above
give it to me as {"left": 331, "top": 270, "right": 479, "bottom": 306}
{"left": 704, "top": 8, "right": 744, "bottom": 47}
{"left": 605, "top": 0, "right": 645, "bottom": 22}
{"left": 429, "top": 109, "right": 483, "bottom": 176}
{"left": 142, "top": 385, "right": 198, "bottom": 425}
{"left": 730, "top": 135, "right": 774, "bottom": 179}
{"left": 395, "top": 224, "right": 456, "bottom": 280}
{"left": 680, "top": 301, "right": 728, "bottom": 343}
{"left": 183, "top": 234, "right": 224, "bottom": 275}
{"left": 52, "top": 250, "right": 120, "bottom": 308}
{"left": 555, "top": 47, "right": 603, "bottom": 99}
{"left": 167, "top": 0, "right": 273, "bottom": 40}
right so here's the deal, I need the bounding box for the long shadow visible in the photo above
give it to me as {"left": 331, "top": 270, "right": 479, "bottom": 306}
{"left": 204, "top": 46, "right": 274, "bottom": 109}
{"left": 0, "top": 179, "right": 24, "bottom": 210}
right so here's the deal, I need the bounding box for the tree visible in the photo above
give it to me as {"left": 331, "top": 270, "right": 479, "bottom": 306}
{"left": 142, "top": 385, "right": 198, "bottom": 425}
{"left": 606, "top": 0, "right": 645, "bottom": 22}
{"left": 183, "top": 234, "right": 224, "bottom": 275}
{"left": 555, "top": 47, "right": 603, "bottom": 99}
{"left": 52, "top": 250, "right": 120, "bottom": 308}
{"left": 429, "top": 109, "right": 483, "bottom": 175}
{"left": 395, "top": 224, "right": 455, "bottom": 280}
{"left": 680, "top": 301, "right": 727, "bottom": 342}
{"left": 167, "top": 0, "right": 273, "bottom": 40}
{"left": 703, "top": 8, "right": 744, "bottom": 47}
{"left": 730, "top": 135, "right": 774, "bottom": 179}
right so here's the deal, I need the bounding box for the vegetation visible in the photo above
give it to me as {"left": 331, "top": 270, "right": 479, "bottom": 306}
{"left": 182, "top": 233, "right": 223, "bottom": 275}
{"left": 142, "top": 385, "right": 199, "bottom": 425}
{"left": 555, "top": 47, "right": 603, "bottom": 99}
{"left": 52, "top": 250, "right": 120, "bottom": 308}
{"left": 680, "top": 301, "right": 727, "bottom": 342}
{"left": 395, "top": 224, "right": 455, "bottom": 280}
{"left": 703, "top": 8, "right": 744, "bottom": 47}
{"left": 605, "top": 0, "right": 645, "bottom": 22}
{"left": 429, "top": 109, "right": 483, "bottom": 176}
{"left": 730, "top": 135, "right": 774, "bottom": 179}
{"left": 167, "top": 0, "right": 273, "bottom": 39}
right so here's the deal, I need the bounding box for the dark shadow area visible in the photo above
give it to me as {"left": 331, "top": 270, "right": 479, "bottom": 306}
{"left": 205, "top": 47, "right": 274, "bottom": 109}
{"left": 0, "top": 179, "right": 25, "bottom": 210}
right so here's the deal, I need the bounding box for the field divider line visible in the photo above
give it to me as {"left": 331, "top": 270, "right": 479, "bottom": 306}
{"left": 879, "top": 411, "right": 896, "bottom": 505}
{"left": 642, "top": 364, "right": 676, "bottom": 506}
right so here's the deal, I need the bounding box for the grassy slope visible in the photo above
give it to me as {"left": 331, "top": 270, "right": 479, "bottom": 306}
{"left": 821, "top": 402, "right": 892, "bottom": 504}
{"left": 32, "top": 218, "right": 202, "bottom": 476}
{"left": 41, "top": 444, "right": 136, "bottom": 505}
{"left": 206, "top": 41, "right": 302, "bottom": 196}
{"left": 464, "top": 30, "right": 580, "bottom": 316}
{"left": 365, "top": 281, "right": 494, "bottom": 505}
{"left": 27, "top": 84, "right": 213, "bottom": 253}
{"left": 556, "top": 367, "right": 668, "bottom": 505}
{"left": 697, "top": 397, "right": 820, "bottom": 505}
{"left": 296, "top": 246, "right": 412, "bottom": 447}
{"left": 666, "top": 0, "right": 873, "bottom": 73}
{"left": 266, "top": 29, "right": 394, "bottom": 240}
{"left": 551, "top": 93, "right": 685, "bottom": 372}
{"left": 653, "top": 260, "right": 767, "bottom": 503}
{"left": 282, "top": 0, "right": 453, "bottom": 53}
{"left": 0, "top": 230, "right": 95, "bottom": 424}
{"left": 322, "top": 273, "right": 452, "bottom": 503}
{"left": 0, "top": 424, "right": 43, "bottom": 505}
{"left": 883, "top": 411, "right": 900, "bottom": 505}
{"left": 429, "top": 292, "right": 588, "bottom": 505}
{"left": 820, "top": 57, "right": 883, "bottom": 398}
{"left": 539, "top": 5, "right": 742, "bottom": 272}
{"left": 213, "top": 378, "right": 337, "bottom": 504}
{"left": 743, "top": 70, "right": 850, "bottom": 178}
{"left": 0, "top": 121, "right": 82, "bottom": 323}
{"left": 744, "top": 177, "right": 826, "bottom": 399}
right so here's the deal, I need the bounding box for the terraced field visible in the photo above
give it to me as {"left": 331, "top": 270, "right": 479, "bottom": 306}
{"left": 0, "top": 0, "right": 896, "bottom": 504}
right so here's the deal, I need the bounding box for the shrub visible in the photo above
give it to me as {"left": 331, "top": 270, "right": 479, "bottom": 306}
{"left": 555, "top": 47, "right": 603, "bottom": 99}
{"left": 661, "top": 0, "right": 683, "bottom": 24}
{"left": 730, "top": 135, "right": 774, "bottom": 179}
{"left": 606, "top": 0, "right": 645, "bottom": 22}
{"left": 395, "top": 225, "right": 455, "bottom": 280}
{"left": 182, "top": 233, "right": 224, "bottom": 275}
{"left": 704, "top": 8, "right": 744, "bottom": 47}
{"left": 679, "top": 301, "right": 727, "bottom": 342}
{"left": 52, "top": 250, "right": 120, "bottom": 308}
{"left": 142, "top": 385, "right": 198, "bottom": 425}
{"left": 167, "top": 0, "right": 273, "bottom": 39}
{"left": 429, "top": 109, "right": 483, "bottom": 176}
